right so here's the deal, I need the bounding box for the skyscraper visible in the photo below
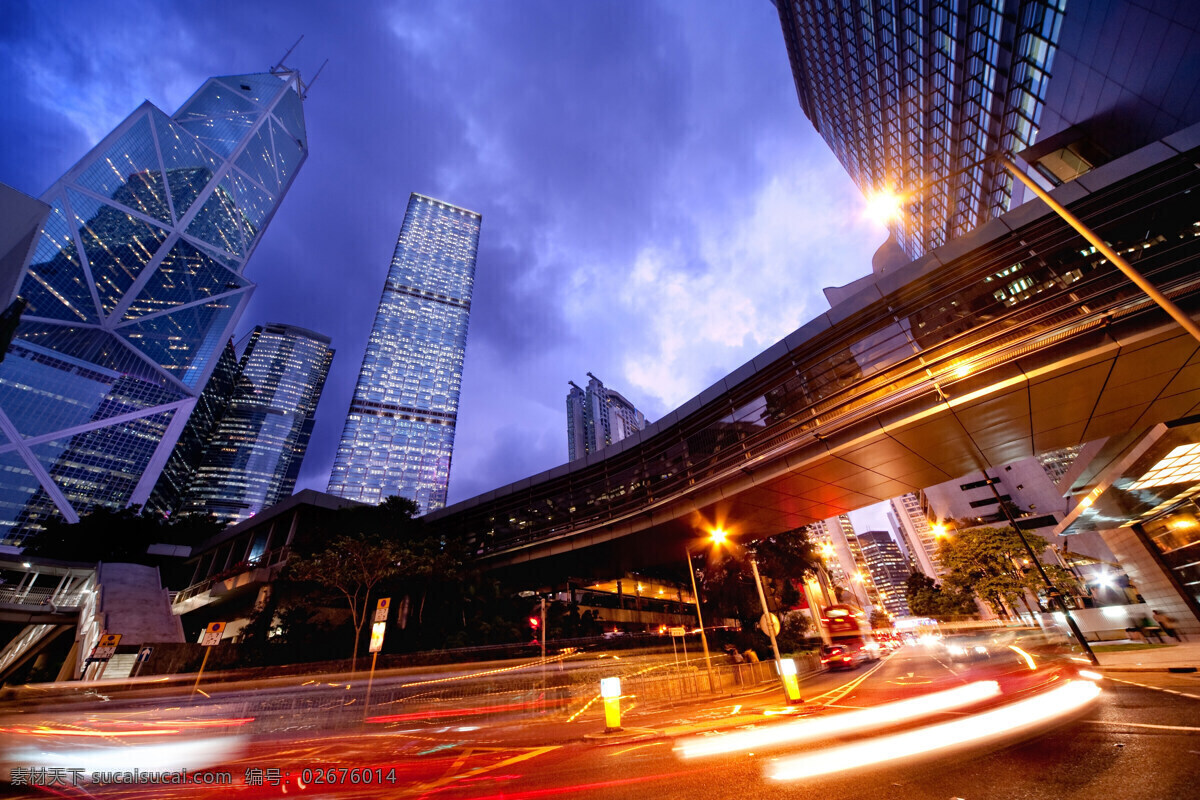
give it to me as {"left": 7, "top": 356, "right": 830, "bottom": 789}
{"left": 889, "top": 492, "right": 943, "bottom": 579}
{"left": 566, "top": 373, "right": 647, "bottom": 462}
{"left": 0, "top": 67, "right": 310, "bottom": 544}
{"left": 775, "top": 1, "right": 1200, "bottom": 259}
{"left": 327, "top": 194, "right": 481, "bottom": 515}
{"left": 856, "top": 529, "right": 913, "bottom": 618}
{"left": 164, "top": 323, "right": 333, "bottom": 527}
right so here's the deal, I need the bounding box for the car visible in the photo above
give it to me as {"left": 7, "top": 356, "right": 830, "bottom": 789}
{"left": 941, "top": 634, "right": 992, "bottom": 662}
{"left": 821, "top": 643, "right": 870, "bottom": 670}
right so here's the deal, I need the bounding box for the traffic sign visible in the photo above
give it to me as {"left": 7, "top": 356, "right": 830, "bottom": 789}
{"left": 91, "top": 633, "right": 121, "bottom": 661}
{"left": 758, "top": 613, "right": 781, "bottom": 637}
{"left": 374, "top": 597, "right": 391, "bottom": 623}
{"left": 136, "top": 647, "right": 153, "bottom": 663}
{"left": 669, "top": 626, "right": 687, "bottom": 637}
{"left": 369, "top": 621, "right": 386, "bottom": 653}
{"left": 200, "top": 621, "right": 226, "bottom": 647}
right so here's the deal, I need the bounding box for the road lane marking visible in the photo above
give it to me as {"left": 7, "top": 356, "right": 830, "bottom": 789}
{"left": 1086, "top": 720, "right": 1200, "bottom": 732}
{"left": 1105, "top": 675, "right": 1200, "bottom": 700}
{"left": 611, "top": 742, "right": 667, "bottom": 756}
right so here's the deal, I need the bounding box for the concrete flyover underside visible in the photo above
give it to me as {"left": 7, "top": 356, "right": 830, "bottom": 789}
{"left": 428, "top": 128, "right": 1200, "bottom": 581}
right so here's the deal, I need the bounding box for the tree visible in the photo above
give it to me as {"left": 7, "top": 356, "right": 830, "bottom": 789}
{"left": 287, "top": 531, "right": 401, "bottom": 666}
{"left": 935, "top": 526, "right": 1074, "bottom": 619}
{"left": 24, "top": 506, "right": 221, "bottom": 565}
{"left": 905, "top": 572, "right": 977, "bottom": 620}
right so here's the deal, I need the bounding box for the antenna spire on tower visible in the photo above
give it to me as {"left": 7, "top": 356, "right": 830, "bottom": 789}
{"left": 271, "top": 35, "right": 304, "bottom": 73}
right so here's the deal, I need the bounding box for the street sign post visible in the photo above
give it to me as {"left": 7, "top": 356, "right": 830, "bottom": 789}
{"left": 90, "top": 633, "right": 121, "bottom": 662}
{"left": 193, "top": 622, "right": 226, "bottom": 698}
{"left": 365, "top": 620, "right": 387, "bottom": 717}
{"left": 374, "top": 597, "right": 390, "bottom": 624}
{"left": 758, "top": 613, "right": 781, "bottom": 637}
{"left": 131, "top": 646, "right": 153, "bottom": 680}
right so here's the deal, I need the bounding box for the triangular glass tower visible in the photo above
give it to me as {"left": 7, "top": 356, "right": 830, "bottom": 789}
{"left": 0, "top": 69, "right": 309, "bottom": 544}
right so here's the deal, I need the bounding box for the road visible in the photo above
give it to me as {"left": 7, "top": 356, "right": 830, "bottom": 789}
{"left": 3, "top": 645, "right": 1198, "bottom": 798}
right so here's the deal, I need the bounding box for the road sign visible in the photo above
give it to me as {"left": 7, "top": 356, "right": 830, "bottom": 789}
{"left": 374, "top": 597, "right": 391, "bottom": 623}
{"left": 369, "top": 621, "right": 386, "bottom": 653}
{"left": 91, "top": 633, "right": 121, "bottom": 661}
{"left": 200, "top": 621, "right": 226, "bottom": 647}
{"left": 136, "top": 647, "right": 153, "bottom": 663}
{"left": 669, "top": 626, "right": 687, "bottom": 637}
{"left": 758, "top": 613, "right": 781, "bottom": 637}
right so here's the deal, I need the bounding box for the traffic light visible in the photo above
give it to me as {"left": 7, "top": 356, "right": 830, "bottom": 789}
{"left": 528, "top": 615, "right": 540, "bottom": 630}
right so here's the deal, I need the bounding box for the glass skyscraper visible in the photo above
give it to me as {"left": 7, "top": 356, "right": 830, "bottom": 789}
{"left": 163, "top": 323, "right": 332, "bottom": 527}
{"left": 776, "top": 0, "right": 1067, "bottom": 258}
{"left": 0, "top": 68, "right": 309, "bottom": 544}
{"left": 776, "top": 1, "right": 1200, "bottom": 260}
{"left": 327, "top": 193, "right": 481, "bottom": 515}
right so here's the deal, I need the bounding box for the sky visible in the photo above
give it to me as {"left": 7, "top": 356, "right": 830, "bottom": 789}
{"left": 0, "top": 1, "right": 895, "bottom": 536}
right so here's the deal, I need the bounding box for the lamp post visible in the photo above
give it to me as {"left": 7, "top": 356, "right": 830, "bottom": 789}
{"left": 684, "top": 534, "right": 719, "bottom": 692}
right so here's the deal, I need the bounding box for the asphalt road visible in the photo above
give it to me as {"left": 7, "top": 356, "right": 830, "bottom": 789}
{"left": 4, "top": 647, "right": 1199, "bottom": 799}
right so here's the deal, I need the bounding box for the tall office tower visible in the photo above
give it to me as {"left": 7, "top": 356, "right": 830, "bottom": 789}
{"left": 169, "top": 323, "right": 332, "bottom": 527}
{"left": 327, "top": 194, "right": 481, "bottom": 515}
{"left": 857, "top": 530, "right": 913, "bottom": 618}
{"left": 144, "top": 340, "right": 240, "bottom": 518}
{"left": 808, "top": 514, "right": 885, "bottom": 612}
{"left": 889, "top": 492, "right": 943, "bottom": 579}
{"left": 0, "top": 67, "right": 310, "bottom": 544}
{"left": 566, "top": 373, "right": 647, "bottom": 462}
{"left": 775, "top": 1, "right": 1200, "bottom": 259}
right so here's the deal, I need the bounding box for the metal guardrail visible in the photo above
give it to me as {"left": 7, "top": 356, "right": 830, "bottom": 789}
{"left": 0, "top": 586, "right": 87, "bottom": 608}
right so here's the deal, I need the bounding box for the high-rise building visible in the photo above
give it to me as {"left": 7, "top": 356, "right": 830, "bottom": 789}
{"left": 164, "top": 323, "right": 332, "bottom": 527}
{"left": 889, "top": 492, "right": 943, "bottom": 579}
{"left": 327, "top": 194, "right": 481, "bottom": 515}
{"left": 775, "top": 1, "right": 1200, "bottom": 259}
{"left": 566, "top": 373, "right": 647, "bottom": 462}
{"left": 857, "top": 529, "right": 913, "bottom": 617}
{"left": 0, "top": 67, "right": 310, "bottom": 544}
{"left": 807, "top": 514, "right": 884, "bottom": 613}
{"left": 144, "top": 340, "right": 241, "bottom": 518}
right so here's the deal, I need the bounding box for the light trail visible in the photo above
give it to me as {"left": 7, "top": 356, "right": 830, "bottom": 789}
{"left": 768, "top": 679, "right": 1102, "bottom": 781}
{"left": 676, "top": 681, "right": 1000, "bottom": 759}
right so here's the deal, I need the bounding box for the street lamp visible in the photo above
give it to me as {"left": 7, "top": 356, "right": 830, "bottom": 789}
{"left": 684, "top": 529, "right": 723, "bottom": 692}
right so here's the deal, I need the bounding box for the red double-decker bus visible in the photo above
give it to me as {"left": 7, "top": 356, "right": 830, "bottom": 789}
{"left": 820, "top": 604, "right": 880, "bottom": 664}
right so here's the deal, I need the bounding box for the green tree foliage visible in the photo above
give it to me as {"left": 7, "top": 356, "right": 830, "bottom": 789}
{"left": 935, "top": 526, "right": 1075, "bottom": 618}
{"left": 904, "top": 572, "right": 977, "bottom": 619}
{"left": 287, "top": 530, "right": 402, "bottom": 665}
{"left": 24, "top": 506, "right": 222, "bottom": 565}
{"left": 699, "top": 528, "right": 817, "bottom": 637}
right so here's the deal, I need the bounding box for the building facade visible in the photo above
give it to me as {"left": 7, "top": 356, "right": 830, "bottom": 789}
{"left": 161, "top": 323, "right": 332, "bottom": 527}
{"left": 889, "top": 491, "right": 943, "bottom": 579}
{"left": 856, "top": 529, "right": 913, "bottom": 617}
{"left": 566, "top": 373, "right": 647, "bottom": 462}
{"left": 776, "top": 0, "right": 1200, "bottom": 259}
{"left": 0, "top": 69, "right": 310, "bottom": 544}
{"left": 327, "top": 194, "right": 481, "bottom": 515}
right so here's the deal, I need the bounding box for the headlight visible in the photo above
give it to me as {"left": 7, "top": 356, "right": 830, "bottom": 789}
{"left": 948, "top": 645, "right": 967, "bottom": 656}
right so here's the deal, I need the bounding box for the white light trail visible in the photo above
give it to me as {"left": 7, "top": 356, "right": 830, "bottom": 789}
{"left": 676, "top": 680, "right": 1000, "bottom": 759}
{"left": 768, "top": 680, "right": 1101, "bottom": 781}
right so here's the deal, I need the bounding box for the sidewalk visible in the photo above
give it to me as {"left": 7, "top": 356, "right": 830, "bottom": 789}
{"left": 1090, "top": 640, "right": 1200, "bottom": 672}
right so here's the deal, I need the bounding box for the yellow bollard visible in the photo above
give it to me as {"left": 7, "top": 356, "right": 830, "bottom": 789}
{"left": 779, "top": 658, "right": 802, "bottom": 703}
{"left": 601, "top": 677, "right": 622, "bottom": 732}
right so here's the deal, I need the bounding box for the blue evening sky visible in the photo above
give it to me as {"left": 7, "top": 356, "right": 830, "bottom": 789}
{"left": 0, "top": 1, "right": 895, "bottom": 535}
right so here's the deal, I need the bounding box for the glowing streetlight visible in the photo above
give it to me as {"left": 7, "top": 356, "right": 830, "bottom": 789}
{"left": 931, "top": 523, "right": 949, "bottom": 538}
{"left": 710, "top": 527, "right": 728, "bottom": 545}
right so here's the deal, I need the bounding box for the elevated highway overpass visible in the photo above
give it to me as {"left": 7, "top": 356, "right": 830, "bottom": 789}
{"left": 431, "top": 129, "right": 1200, "bottom": 581}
